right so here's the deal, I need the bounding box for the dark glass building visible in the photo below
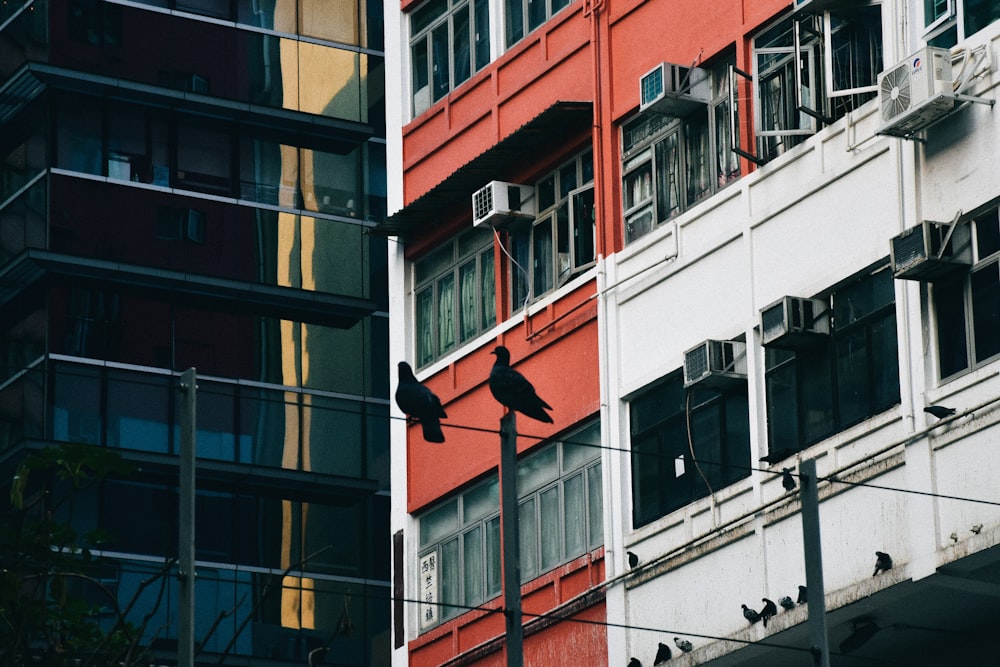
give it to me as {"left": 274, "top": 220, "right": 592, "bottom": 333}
{"left": 0, "top": 1, "right": 389, "bottom": 664}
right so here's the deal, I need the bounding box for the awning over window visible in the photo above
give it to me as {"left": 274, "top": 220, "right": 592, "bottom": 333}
{"left": 374, "top": 101, "right": 593, "bottom": 238}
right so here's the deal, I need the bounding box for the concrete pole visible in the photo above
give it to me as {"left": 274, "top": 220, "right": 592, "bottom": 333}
{"left": 799, "top": 459, "right": 830, "bottom": 667}
{"left": 178, "top": 368, "right": 196, "bottom": 667}
{"left": 499, "top": 411, "right": 524, "bottom": 667}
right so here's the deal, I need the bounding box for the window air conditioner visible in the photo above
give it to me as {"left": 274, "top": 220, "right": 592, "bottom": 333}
{"left": 876, "top": 46, "right": 956, "bottom": 138}
{"left": 760, "top": 296, "right": 830, "bottom": 349}
{"left": 471, "top": 181, "right": 535, "bottom": 228}
{"left": 683, "top": 339, "right": 747, "bottom": 391}
{"left": 890, "top": 218, "right": 972, "bottom": 281}
{"left": 639, "top": 62, "right": 711, "bottom": 117}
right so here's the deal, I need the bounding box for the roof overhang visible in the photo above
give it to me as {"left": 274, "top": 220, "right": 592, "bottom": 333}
{"left": 373, "top": 101, "right": 593, "bottom": 239}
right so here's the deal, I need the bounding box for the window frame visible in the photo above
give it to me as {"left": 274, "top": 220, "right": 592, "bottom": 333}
{"left": 763, "top": 265, "right": 901, "bottom": 454}
{"left": 503, "top": 0, "right": 572, "bottom": 49}
{"left": 621, "top": 58, "right": 740, "bottom": 244}
{"left": 749, "top": 5, "right": 883, "bottom": 162}
{"left": 508, "top": 150, "right": 595, "bottom": 310}
{"left": 414, "top": 228, "right": 496, "bottom": 367}
{"left": 924, "top": 0, "right": 1000, "bottom": 47}
{"left": 416, "top": 422, "right": 603, "bottom": 631}
{"left": 629, "top": 372, "right": 751, "bottom": 529}
{"left": 932, "top": 207, "right": 1000, "bottom": 381}
{"left": 409, "top": 0, "right": 491, "bottom": 117}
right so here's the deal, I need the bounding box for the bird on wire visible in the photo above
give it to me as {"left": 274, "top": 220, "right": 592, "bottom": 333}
{"left": 742, "top": 604, "right": 761, "bottom": 624}
{"left": 778, "top": 596, "right": 795, "bottom": 610}
{"left": 488, "top": 346, "right": 553, "bottom": 423}
{"left": 760, "top": 598, "right": 778, "bottom": 627}
{"left": 924, "top": 405, "right": 956, "bottom": 420}
{"left": 395, "top": 362, "right": 447, "bottom": 443}
{"left": 654, "top": 641, "right": 672, "bottom": 664}
{"left": 627, "top": 551, "right": 639, "bottom": 569}
{"left": 781, "top": 467, "right": 797, "bottom": 492}
{"left": 673, "top": 637, "right": 693, "bottom": 653}
{"left": 873, "top": 551, "right": 893, "bottom": 576}
{"left": 796, "top": 585, "right": 807, "bottom": 605}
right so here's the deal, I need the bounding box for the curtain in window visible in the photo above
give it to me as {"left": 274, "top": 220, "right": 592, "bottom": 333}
{"left": 481, "top": 248, "right": 496, "bottom": 329}
{"left": 459, "top": 261, "right": 478, "bottom": 342}
{"left": 416, "top": 289, "right": 434, "bottom": 366}
{"left": 437, "top": 274, "right": 455, "bottom": 354}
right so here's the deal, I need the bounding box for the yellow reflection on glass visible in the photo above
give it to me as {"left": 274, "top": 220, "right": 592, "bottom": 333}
{"left": 298, "top": 42, "right": 361, "bottom": 121}
{"left": 299, "top": 0, "right": 360, "bottom": 46}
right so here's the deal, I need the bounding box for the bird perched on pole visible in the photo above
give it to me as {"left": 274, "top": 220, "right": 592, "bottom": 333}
{"left": 395, "top": 362, "right": 447, "bottom": 443}
{"left": 488, "top": 346, "right": 553, "bottom": 423}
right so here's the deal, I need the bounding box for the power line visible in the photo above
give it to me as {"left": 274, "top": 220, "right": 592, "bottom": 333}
{"left": 420, "top": 415, "right": 1000, "bottom": 509}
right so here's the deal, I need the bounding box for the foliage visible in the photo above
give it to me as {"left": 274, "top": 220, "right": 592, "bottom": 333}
{"left": 0, "top": 443, "right": 152, "bottom": 666}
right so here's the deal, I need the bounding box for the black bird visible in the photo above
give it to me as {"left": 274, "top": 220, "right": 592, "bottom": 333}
{"left": 654, "top": 641, "right": 672, "bottom": 664}
{"left": 760, "top": 598, "right": 778, "bottom": 627}
{"left": 673, "top": 637, "right": 693, "bottom": 653}
{"left": 628, "top": 658, "right": 642, "bottom": 667}
{"left": 781, "top": 467, "right": 797, "bottom": 492}
{"left": 759, "top": 448, "right": 795, "bottom": 465}
{"left": 742, "top": 604, "right": 761, "bottom": 624}
{"left": 488, "top": 346, "right": 553, "bottom": 423}
{"left": 395, "top": 362, "right": 447, "bottom": 443}
{"left": 796, "top": 585, "right": 807, "bottom": 605}
{"left": 924, "top": 405, "right": 956, "bottom": 419}
{"left": 778, "top": 596, "right": 795, "bottom": 610}
{"left": 873, "top": 551, "right": 893, "bottom": 576}
{"left": 626, "top": 551, "right": 639, "bottom": 569}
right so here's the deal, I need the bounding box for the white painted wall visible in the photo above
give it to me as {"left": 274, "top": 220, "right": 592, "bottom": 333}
{"left": 602, "top": 16, "right": 1000, "bottom": 664}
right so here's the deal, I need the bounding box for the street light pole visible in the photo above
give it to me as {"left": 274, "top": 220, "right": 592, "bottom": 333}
{"left": 499, "top": 411, "right": 524, "bottom": 667}
{"left": 178, "top": 368, "right": 196, "bottom": 667}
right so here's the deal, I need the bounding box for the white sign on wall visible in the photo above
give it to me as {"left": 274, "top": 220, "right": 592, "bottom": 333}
{"left": 419, "top": 552, "right": 438, "bottom": 629}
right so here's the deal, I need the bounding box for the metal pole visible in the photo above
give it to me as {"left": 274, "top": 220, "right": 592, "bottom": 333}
{"left": 499, "top": 411, "right": 524, "bottom": 667}
{"left": 178, "top": 368, "right": 197, "bottom": 667}
{"left": 799, "top": 459, "right": 830, "bottom": 667}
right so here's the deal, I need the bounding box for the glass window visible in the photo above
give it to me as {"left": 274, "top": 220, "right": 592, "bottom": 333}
{"left": 622, "top": 59, "right": 739, "bottom": 243}
{"left": 751, "top": 7, "right": 882, "bottom": 163}
{"left": 630, "top": 374, "right": 751, "bottom": 528}
{"left": 409, "top": 0, "right": 491, "bottom": 117}
{"left": 417, "top": 421, "right": 602, "bottom": 629}
{"left": 414, "top": 228, "right": 496, "bottom": 367}
{"left": 934, "top": 207, "right": 1000, "bottom": 378}
{"left": 508, "top": 151, "right": 595, "bottom": 310}
{"left": 505, "top": 0, "right": 571, "bottom": 48}
{"left": 763, "top": 267, "right": 900, "bottom": 454}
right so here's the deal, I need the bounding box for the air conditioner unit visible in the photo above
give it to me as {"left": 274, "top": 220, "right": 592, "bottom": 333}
{"left": 639, "top": 62, "right": 711, "bottom": 117}
{"left": 471, "top": 181, "right": 535, "bottom": 228}
{"left": 876, "top": 46, "right": 956, "bottom": 138}
{"left": 760, "top": 296, "right": 830, "bottom": 349}
{"left": 683, "top": 340, "right": 747, "bottom": 391}
{"left": 890, "top": 219, "right": 972, "bottom": 281}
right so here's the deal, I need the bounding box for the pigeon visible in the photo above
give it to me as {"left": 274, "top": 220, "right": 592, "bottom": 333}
{"left": 873, "top": 551, "right": 893, "bottom": 576}
{"left": 628, "top": 659, "right": 642, "bottom": 667}
{"left": 778, "top": 595, "right": 795, "bottom": 610}
{"left": 759, "top": 448, "right": 795, "bottom": 465}
{"left": 673, "top": 637, "right": 693, "bottom": 653}
{"left": 488, "top": 346, "right": 553, "bottom": 423}
{"left": 627, "top": 551, "right": 639, "bottom": 569}
{"left": 654, "top": 642, "right": 672, "bottom": 664}
{"left": 742, "top": 604, "right": 761, "bottom": 624}
{"left": 924, "top": 405, "right": 956, "bottom": 420}
{"left": 781, "top": 467, "right": 797, "bottom": 492}
{"left": 760, "top": 598, "right": 778, "bottom": 627}
{"left": 395, "top": 362, "right": 447, "bottom": 443}
{"left": 972, "top": 523, "right": 983, "bottom": 534}
{"left": 796, "top": 585, "right": 807, "bottom": 605}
